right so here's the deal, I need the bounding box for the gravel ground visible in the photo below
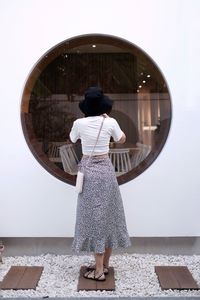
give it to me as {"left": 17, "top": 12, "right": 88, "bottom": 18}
{"left": 0, "top": 253, "right": 200, "bottom": 298}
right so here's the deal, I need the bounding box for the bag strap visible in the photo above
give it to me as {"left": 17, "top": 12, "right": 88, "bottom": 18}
{"left": 88, "top": 115, "right": 105, "bottom": 161}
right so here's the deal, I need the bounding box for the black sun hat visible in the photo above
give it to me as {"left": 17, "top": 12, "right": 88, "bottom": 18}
{"left": 79, "top": 87, "right": 113, "bottom": 116}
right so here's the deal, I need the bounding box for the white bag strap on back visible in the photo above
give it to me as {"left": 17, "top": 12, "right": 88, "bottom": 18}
{"left": 87, "top": 115, "right": 105, "bottom": 163}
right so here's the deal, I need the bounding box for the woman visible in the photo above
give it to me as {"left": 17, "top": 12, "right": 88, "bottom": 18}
{"left": 70, "top": 87, "right": 131, "bottom": 281}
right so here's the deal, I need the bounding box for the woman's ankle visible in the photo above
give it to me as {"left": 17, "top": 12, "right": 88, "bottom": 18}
{"left": 95, "top": 267, "right": 104, "bottom": 274}
{"left": 103, "top": 262, "right": 109, "bottom": 268}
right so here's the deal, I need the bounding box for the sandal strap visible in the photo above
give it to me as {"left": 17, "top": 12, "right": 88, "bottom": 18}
{"left": 84, "top": 269, "right": 94, "bottom": 278}
{"left": 86, "top": 263, "right": 109, "bottom": 274}
{"left": 88, "top": 264, "right": 95, "bottom": 269}
{"left": 95, "top": 271, "right": 105, "bottom": 280}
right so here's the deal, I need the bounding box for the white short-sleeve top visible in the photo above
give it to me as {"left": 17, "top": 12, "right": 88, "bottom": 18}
{"left": 69, "top": 116, "right": 123, "bottom": 155}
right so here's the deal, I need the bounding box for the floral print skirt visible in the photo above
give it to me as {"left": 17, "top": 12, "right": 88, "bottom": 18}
{"left": 71, "top": 156, "right": 131, "bottom": 254}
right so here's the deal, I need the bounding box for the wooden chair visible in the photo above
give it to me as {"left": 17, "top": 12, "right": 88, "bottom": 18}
{"left": 47, "top": 141, "right": 67, "bottom": 162}
{"left": 59, "top": 144, "right": 79, "bottom": 175}
{"left": 109, "top": 148, "right": 132, "bottom": 176}
{"left": 131, "top": 142, "right": 151, "bottom": 168}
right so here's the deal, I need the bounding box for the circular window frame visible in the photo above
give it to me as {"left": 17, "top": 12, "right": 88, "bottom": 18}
{"left": 21, "top": 33, "right": 172, "bottom": 185}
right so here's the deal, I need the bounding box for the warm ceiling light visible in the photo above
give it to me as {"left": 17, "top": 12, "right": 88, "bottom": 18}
{"left": 147, "top": 74, "right": 151, "bottom": 77}
{"left": 139, "top": 85, "right": 142, "bottom": 88}
{"left": 92, "top": 44, "right": 96, "bottom": 48}
{"left": 142, "top": 80, "right": 146, "bottom": 83}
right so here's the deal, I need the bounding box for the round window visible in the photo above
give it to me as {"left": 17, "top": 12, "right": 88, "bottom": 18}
{"left": 21, "top": 34, "right": 172, "bottom": 185}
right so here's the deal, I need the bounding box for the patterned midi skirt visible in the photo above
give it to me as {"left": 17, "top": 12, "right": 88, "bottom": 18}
{"left": 71, "top": 155, "right": 132, "bottom": 253}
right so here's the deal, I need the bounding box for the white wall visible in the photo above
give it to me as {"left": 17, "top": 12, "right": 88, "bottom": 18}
{"left": 0, "top": 0, "right": 200, "bottom": 237}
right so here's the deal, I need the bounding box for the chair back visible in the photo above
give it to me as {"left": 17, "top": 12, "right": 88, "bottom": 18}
{"left": 109, "top": 148, "right": 132, "bottom": 176}
{"left": 132, "top": 142, "right": 151, "bottom": 167}
{"left": 59, "top": 144, "right": 79, "bottom": 175}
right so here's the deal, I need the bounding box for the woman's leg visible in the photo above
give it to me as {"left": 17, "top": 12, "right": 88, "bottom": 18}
{"left": 94, "top": 252, "right": 104, "bottom": 276}
{"left": 103, "top": 247, "right": 112, "bottom": 268}
{"left": 84, "top": 248, "right": 112, "bottom": 279}
{"left": 84, "top": 252, "right": 105, "bottom": 280}
{"left": 92, "top": 247, "right": 112, "bottom": 268}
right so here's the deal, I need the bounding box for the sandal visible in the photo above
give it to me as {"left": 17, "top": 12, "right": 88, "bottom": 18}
{"left": 86, "top": 263, "right": 109, "bottom": 275}
{"left": 84, "top": 269, "right": 106, "bottom": 281}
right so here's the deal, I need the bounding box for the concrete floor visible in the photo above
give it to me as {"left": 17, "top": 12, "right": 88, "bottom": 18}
{"left": 1, "top": 237, "right": 200, "bottom": 257}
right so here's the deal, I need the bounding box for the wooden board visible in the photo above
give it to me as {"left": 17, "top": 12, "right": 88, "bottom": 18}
{"left": 0, "top": 266, "right": 44, "bottom": 290}
{"left": 155, "top": 266, "right": 199, "bottom": 290}
{"left": 77, "top": 266, "right": 115, "bottom": 291}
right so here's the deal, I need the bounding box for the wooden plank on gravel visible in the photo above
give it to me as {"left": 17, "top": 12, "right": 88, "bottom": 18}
{"left": 155, "top": 266, "right": 199, "bottom": 290}
{"left": 1, "top": 266, "right": 26, "bottom": 290}
{"left": 16, "top": 266, "right": 43, "bottom": 289}
{"left": 1, "top": 266, "right": 44, "bottom": 290}
{"left": 77, "top": 265, "right": 115, "bottom": 291}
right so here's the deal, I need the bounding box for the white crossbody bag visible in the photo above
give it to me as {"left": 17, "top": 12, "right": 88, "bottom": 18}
{"left": 75, "top": 116, "right": 105, "bottom": 194}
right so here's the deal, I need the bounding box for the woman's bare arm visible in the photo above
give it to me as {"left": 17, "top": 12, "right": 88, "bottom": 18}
{"left": 102, "top": 114, "right": 126, "bottom": 144}
{"left": 117, "top": 132, "right": 126, "bottom": 144}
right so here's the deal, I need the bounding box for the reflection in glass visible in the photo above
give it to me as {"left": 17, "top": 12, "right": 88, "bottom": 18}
{"left": 21, "top": 35, "right": 171, "bottom": 184}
